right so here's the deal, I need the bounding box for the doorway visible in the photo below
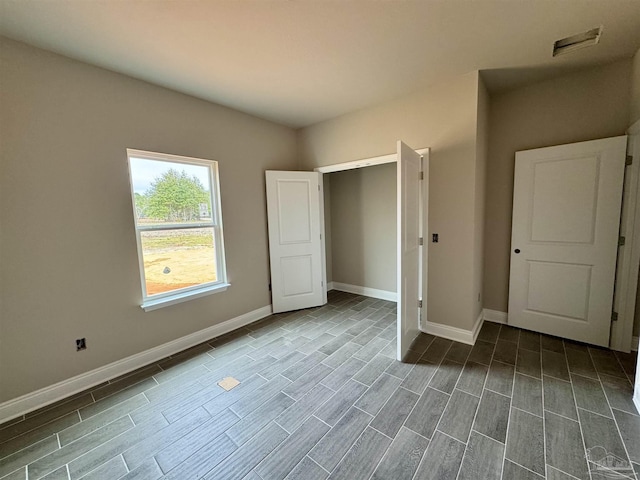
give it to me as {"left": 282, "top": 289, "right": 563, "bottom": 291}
{"left": 266, "top": 143, "right": 429, "bottom": 361}
{"left": 323, "top": 163, "right": 398, "bottom": 300}
{"left": 315, "top": 145, "right": 428, "bottom": 360}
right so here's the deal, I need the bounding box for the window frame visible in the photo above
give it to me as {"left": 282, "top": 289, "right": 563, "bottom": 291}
{"left": 126, "top": 149, "right": 229, "bottom": 311}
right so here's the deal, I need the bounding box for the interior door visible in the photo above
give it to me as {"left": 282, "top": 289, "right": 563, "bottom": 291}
{"left": 508, "top": 136, "right": 627, "bottom": 346}
{"left": 266, "top": 171, "right": 326, "bottom": 313}
{"left": 397, "top": 141, "right": 423, "bottom": 361}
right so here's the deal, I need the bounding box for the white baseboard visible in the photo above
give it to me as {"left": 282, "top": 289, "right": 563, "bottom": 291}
{"left": 0, "top": 305, "right": 273, "bottom": 424}
{"left": 421, "top": 310, "right": 484, "bottom": 346}
{"left": 330, "top": 282, "right": 397, "bottom": 302}
{"left": 483, "top": 309, "right": 508, "bottom": 324}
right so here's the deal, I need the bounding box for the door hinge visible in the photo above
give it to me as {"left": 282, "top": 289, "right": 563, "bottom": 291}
{"left": 418, "top": 299, "right": 423, "bottom": 308}
{"left": 419, "top": 237, "right": 424, "bottom": 246}
{"left": 612, "top": 311, "right": 618, "bottom": 322}
{"left": 318, "top": 184, "right": 320, "bottom": 191}
{"left": 619, "top": 236, "right": 626, "bottom": 246}
{"left": 626, "top": 155, "right": 633, "bottom": 166}
{"left": 321, "top": 281, "right": 324, "bottom": 287}
{"left": 419, "top": 171, "right": 424, "bottom": 180}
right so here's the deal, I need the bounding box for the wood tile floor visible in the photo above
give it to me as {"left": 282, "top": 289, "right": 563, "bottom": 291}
{"left": 1, "top": 291, "right": 638, "bottom": 480}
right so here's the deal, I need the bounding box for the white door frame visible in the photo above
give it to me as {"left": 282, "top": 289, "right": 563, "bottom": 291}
{"left": 611, "top": 120, "right": 640, "bottom": 352}
{"left": 314, "top": 149, "right": 430, "bottom": 174}
{"left": 319, "top": 174, "right": 328, "bottom": 305}
{"left": 314, "top": 148, "right": 430, "bottom": 311}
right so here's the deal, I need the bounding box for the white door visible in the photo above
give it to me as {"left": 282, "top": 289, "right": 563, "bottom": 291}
{"left": 266, "top": 171, "right": 326, "bottom": 313}
{"left": 397, "top": 141, "right": 423, "bottom": 361}
{"left": 508, "top": 136, "right": 627, "bottom": 346}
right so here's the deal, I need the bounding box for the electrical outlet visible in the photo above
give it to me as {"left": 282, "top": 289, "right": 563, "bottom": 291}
{"left": 76, "top": 338, "right": 87, "bottom": 351}
{"left": 432, "top": 233, "right": 439, "bottom": 243}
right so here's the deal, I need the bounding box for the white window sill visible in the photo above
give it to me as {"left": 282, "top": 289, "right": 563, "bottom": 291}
{"left": 141, "top": 283, "right": 230, "bottom": 312}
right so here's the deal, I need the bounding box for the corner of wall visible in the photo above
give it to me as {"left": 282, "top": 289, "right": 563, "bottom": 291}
{"left": 631, "top": 47, "right": 640, "bottom": 125}
{"left": 0, "top": 37, "right": 298, "bottom": 404}
{"left": 295, "top": 126, "right": 307, "bottom": 170}
{"left": 473, "top": 73, "right": 489, "bottom": 323}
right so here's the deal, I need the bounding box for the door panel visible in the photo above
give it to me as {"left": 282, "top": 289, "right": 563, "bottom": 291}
{"left": 397, "top": 141, "right": 422, "bottom": 361}
{"left": 277, "top": 181, "right": 312, "bottom": 243}
{"left": 526, "top": 261, "right": 591, "bottom": 320}
{"left": 530, "top": 156, "right": 598, "bottom": 243}
{"left": 266, "top": 171, "right": 325, "bottom": 313}
{"left": 280, "top": 255, "right": 314, "bottom": 296}
{"left": 508, "top": 136, "right": 627, "bottom": 346}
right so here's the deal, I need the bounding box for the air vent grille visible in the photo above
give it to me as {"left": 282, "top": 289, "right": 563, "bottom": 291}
{"left": 553, "top": 27, "right": 602, "bottom": 57}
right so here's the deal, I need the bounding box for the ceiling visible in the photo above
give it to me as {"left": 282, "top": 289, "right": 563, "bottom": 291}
{"left": 1, "top": 1, "right": 640, "bottom": 128}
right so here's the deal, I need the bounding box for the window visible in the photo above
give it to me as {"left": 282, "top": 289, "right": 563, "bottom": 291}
{"left": 126, "top": 149, "right": 228, "bottom": 311}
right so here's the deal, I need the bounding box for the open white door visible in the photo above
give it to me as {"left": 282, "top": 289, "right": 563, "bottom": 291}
{"left": 508, "top": 136, "right": 627, "bottom": 346}
{"left": 397, "top": 141, "right": 423, "bottom": 361}
{"left": 266, "top": 171, "right": 326, "bottom": 313}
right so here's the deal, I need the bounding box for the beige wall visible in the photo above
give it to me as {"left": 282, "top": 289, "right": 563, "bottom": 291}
{"left": 328, "top": 163, "right": 396, "bottom": 293}
{"left": 483, "top": 60, "right": 632, "bottom": 313}
{"left": 631, "top": 47, "right": 640, "bottom": 125}
{"left": 0, "top": 38, "right": 298, "bottom": 403}
{"left": 299, "top": 72, "right": 482, "bottom": 331}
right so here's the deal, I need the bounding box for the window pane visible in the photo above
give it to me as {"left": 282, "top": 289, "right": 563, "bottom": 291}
{"left": 140, "top": 227, "right": 217, "bottom": 296}
{"left": 129, "top": 157, "right": 213, "bottom": 226}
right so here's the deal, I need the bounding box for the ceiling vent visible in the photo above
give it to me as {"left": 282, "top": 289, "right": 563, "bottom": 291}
{"left": 552, "top": 26, "right": 602, "bottom": 57}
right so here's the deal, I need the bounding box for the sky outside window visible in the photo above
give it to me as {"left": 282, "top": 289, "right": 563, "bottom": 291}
{"left": 129, "top": 157, "right": 211, "bottom": 194}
